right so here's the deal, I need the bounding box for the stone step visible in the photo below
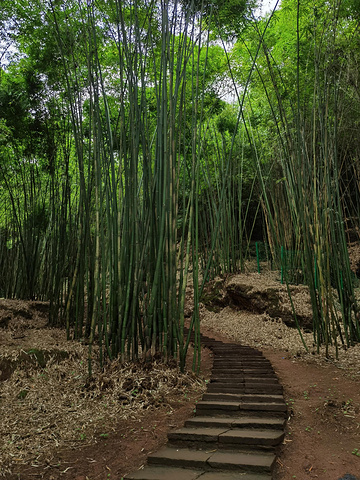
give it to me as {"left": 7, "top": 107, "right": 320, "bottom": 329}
{"left": 213, "top": 353, "right": 266, "bottom": 357}
{"left": 213, "top": 368, "right": 272, "bottom": 372}
{"left": 185, "top": 416, "right": 285, "bottom": 430}
{"left": 207, "top": 384, "right": 283, "bottom": 395}
{"left": 243, "top": 368, "right": 276, "bottom": 377}
{"left": 209, "top": 376, "right": 277, "bottom": 382}
{"left": 125, "top": 466, "right": 271, "bottom": 480}
{"left": 210, "top": 377, "right": 279, "bottom": 384}
{"left": 212, "top": 362, "right": 270, "bottom": 367}
{"left": 212, "top": 362, "right": 272, "bottom": 366}
{"left": 168, "top": 426, "right": 229, "bottom": 445}
{"left": 196, "top": 401, "right": 241, "bottom": 412}
{"left": 212, "top": 361, "right": 268, "bottom": 366}
{"left": 211, "top": 368, "right": 275, "bottom": 374}
{"left": 219, "top": 429, "right": 284, "bottom": 447}
{"left": 168, "top": 427, "right": 284, "bottom": 449}
{"left": 213, "top": 355, "right": 268, "bottom": 361}
{"left": 202, "top": 393, "right": 284, "bottom": 404}
{"left": 207, "top": 450, "right": 275, "bottom": 473}
{"left": 214, "top": 356, "right": 271, "bottom": 365}
{"left": 195, "top": 401, "right": 287, "bottom": 417}
{"left": 197, "top": 400, "right": 287, "bottom": 411}
{"left": 213, "top": 350, "right": 264, "bottom": 354}
{"left": 207, "top": 385, "right": 246, "bottom": 393}
{"left": 212, "top": 367, "right": 276, "bottom": 378}
{"left": 210, "top": 377, "right": 246, "bottom": 384}
{"left": 148, "top": 446, "right": 210, "bottom": 470}
{"left": 245, "top": 385, "right": 283, "bottom": 394}
{"left": 212, "top": 347, "right": 262, "bottom": 352}
{"left": 212, "top": 357, "right": 269, "bottom": 361}
{"left": 210, "top": 376, "right": 278, "bottom": 382}
{"left": 148, "top": 446, "right": 275, "bottom": 474}
{"left": 197, "top": 473, "right": 271, "bottom": 480}
{"left": 124, "top": 466, "right": 202, "bottom": 479}
{"left": 211, "top": 345, "right": 257, "bottom": 348}
{"left": 214, "top": 357, "right": 266, "bottom": 362}
{"left": 212, "top": 364, "right": 274, "bottom": 369}
{"left": 244, "top": 378, "right": 279, "bottom": 384}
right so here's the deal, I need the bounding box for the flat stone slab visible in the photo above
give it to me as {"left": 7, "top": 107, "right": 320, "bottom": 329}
{"left": 169, "top": 427, "right": 283, "bottom": 447}
{"left": 206, "top": 385, "right": 283, "bottom": 395}
{"left": 207, "top": 385, "right": 246, "bottom": 393}
{"left": 148, "top": 447, "right": 211, "bottom": 469}
{"left": 213, "top": 355, "right": 267, "bottom": 359}
{"left": 196, "top": 401, "right": 285, "bottom": 413}
{"left": 212, "top": 362, "right": 268, "bottom": 367}
{"left": 168, "top": 427, "right": 229, "bottom": 443}
{"left": 232, "top": 417, "right": 286, "bottom": 430}
{"left": 203, "top": 393, "right": 284, "bottom": 403}
{"left": 210, "top": 374, "right": 279, "bottom": 385}
{"left": 207, "top": 384, "right": 245, "bottom": 389}
{"left": 186, "top": 416, "right": 285, "bottom": 430}
{"left": 209, "top": 379, "right": 278, "bottom": 387}
{"left": 211, "top": 371, "right": 245, "bottom": 376}
{"left": 240, "top": 402, "right": 286, "bottom": 412}
{"left": 243, "top": 367, "right": 275, "bottom": 371}
{"left": 125, "top": 466, "right": 202, "bottom": 479}
{"left": 219, "top": 429, "right": 284, "bottom": 446}
{"left": 244, "top": 386, "right": 283, "bottom": 394}
{"left": 211, "top": 377, "right": 245, "bottom": 383}
{"left": 207, "top": 451, "right": 275, "bottom": 473}
{"left": 213, "top": 355, "right": 267, "bottom": 358}
{"left": 243, "top": 378, "right": 279, "bottom": 384}
{"left": 148, "top": 447, "right": 275, "bottom": 473}
{"left": 211, "top": 370, "right": 274, "bottom": 376}
{"left": 213, "top": 351, "right": 262, "bottom": 356}
{"left": 185, "top": 417, "right": 234, "bottom": 428}
{"left": 198, "top": 472, "right": 271, "bottom": 480}
{"left": 210, "top": 371, "right": 245, "bottom": 376}
{"left": 196, "top": 401, "right": 240, "bottom": 411}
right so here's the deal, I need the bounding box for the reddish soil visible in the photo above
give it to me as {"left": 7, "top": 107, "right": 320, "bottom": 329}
{"left": 267, "top": 349, "right": 360, "bottom": 480}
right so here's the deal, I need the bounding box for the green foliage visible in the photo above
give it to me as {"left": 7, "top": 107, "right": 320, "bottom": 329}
{"left": 1, "top": 0, "right": 360, "bottom": 367}
{"left": 181, "top": 0, "right": 257, "bottom": 37}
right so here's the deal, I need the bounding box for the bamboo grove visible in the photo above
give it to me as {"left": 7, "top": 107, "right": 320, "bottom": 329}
{"left": 1, "top": 0, "right": 360, "bottom": 371}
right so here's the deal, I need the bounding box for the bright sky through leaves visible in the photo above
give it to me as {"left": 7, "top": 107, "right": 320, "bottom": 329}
{"left": 257, "top": 0, "right": 281, "bottom": 17}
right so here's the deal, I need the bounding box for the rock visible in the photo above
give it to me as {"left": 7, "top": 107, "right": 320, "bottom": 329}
{"left": 200, "top": 278, "right": 228, "bottom": 313}
{"left": 226, "top": 277, "right": 313, "bottom": 331}
{"left": 338, "top": 475, "right": 360, "bottom": 480}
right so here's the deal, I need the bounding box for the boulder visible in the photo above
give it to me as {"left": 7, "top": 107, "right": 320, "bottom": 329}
{"left": 225, "top": 275, "right": 314, "bottom": 331}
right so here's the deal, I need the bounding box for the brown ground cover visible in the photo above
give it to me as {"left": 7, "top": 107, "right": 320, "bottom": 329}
{"left": 1, "top": 268, "right": 360, "bottom": 479}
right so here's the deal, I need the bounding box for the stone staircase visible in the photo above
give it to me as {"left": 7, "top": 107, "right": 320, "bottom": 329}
{"left": 125, "top": 334, "right": 286, "bottom": 480}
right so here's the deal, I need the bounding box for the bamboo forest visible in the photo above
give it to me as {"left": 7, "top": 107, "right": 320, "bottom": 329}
{"left": 2, "top": 0, "right": 360, "bottom": 478}
{"left": 2, "top": 0, "right": 360, "bottom": 367}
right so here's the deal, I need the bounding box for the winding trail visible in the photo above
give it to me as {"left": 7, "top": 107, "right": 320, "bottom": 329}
{"left": 125, "top": 333, "right": 286, "bottom": 480}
